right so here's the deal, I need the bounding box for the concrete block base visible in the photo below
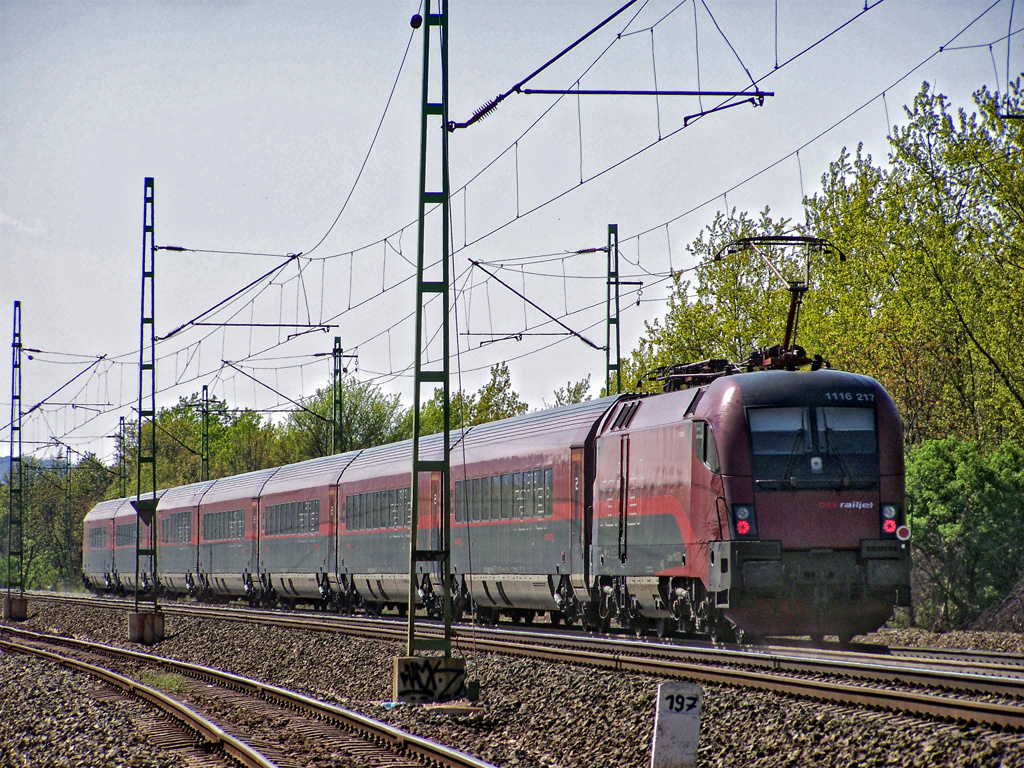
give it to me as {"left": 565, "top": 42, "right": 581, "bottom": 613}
{"left": 2, "top": 597, "right": 28, "bottom": 621}
{"left": 393, "top": 656, "right": 467, "bottom": 704}
{"left": 128, "top": 611, "right": 165, "bottom": 644}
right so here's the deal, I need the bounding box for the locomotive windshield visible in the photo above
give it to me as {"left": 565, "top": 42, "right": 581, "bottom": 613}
{"left": 746, "top": 406, "right": 879, "bottom": 490}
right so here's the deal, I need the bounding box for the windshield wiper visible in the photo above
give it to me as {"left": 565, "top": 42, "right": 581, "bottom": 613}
{"left": 818, "top": 412, "right": 854, "bottom": 489}
{"left": 781, "top": 426, "right": 807, "bottom": 487}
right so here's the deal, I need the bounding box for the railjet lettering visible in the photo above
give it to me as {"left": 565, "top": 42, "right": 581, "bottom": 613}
{"left": 393, "top": 657, "right": 466, "bottom": 704}
{"left": 818, "top": 501, "right": 874, "bottom": 510}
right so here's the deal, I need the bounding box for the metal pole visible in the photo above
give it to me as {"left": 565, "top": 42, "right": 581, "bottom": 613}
{"left": 606, "top": 224, "right": 622, "bottom": 395}
{"left": 201, "top": 385, "right": 209, "bottom": 482}
{"left": 407, "top": 0, "right": 453, "bottom": 658}
{"left": 134, "top": 177, "right": 159, "bottom": 615}
{"left": 8, "top": 301, "right": 23, "bottom": 598}
{"left": 333, "top": 337, "right": 343, "bottom": 454}
{"left": 118, "top": 416, "right": 126, "bottom": 499}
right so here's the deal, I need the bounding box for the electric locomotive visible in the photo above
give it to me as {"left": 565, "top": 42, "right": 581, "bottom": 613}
{"left": 587, "top": 361, "right": 910, "bottom": 643}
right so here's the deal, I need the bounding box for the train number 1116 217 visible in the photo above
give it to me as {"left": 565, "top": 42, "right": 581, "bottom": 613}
{"left": 825, "top": 391, "right": 874, "bottom": 402}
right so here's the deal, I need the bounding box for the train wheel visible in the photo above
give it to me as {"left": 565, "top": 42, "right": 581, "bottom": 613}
{"left": 655, "top": 618, "right": 673, "bottom": 639}
{"left": 523, "top": 611, "right": 535, "bottom": 625}
{"left": 550, "top": 613, "right": 561, "bottom": 627}
{"left": 633, "top": 616, "right": 648, "bottom": 637}
{"left": 810, "top": 633, "right": 825, "bottom": 646}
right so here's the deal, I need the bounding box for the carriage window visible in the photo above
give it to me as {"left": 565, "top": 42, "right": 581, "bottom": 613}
{"left": 501, "top": 474, "right": 513, "bottom": 519}
{"left": 544, "top": 468, "right": 554, "bottom": 516}
{"left": 531, "top": 469, "right": 544, "bottom": 517}
{"left": 206, "top": 509, "right": 245, "bottom": 540}
{"left": 490, "top": 476, "right": 501, "bottom": 522}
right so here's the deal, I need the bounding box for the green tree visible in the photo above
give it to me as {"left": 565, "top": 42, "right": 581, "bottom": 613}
{"left": 473, "top": 362, "right": 529, "bottom": 424}
{"left": 2, "top": 453, "right": 113, "bottom": 589}
{"left": 279, "top": 375, "right": 409, "bottom": 462}
{"left": 547, "top": 375, "right": 593, "bottom": 408}
{"left": 416, "top": 362, "right": 529, "bottom": 434}
{"left": 215, "top": 409, "right": 282, "bottom": 476}
{"left": 620, "top": 208, "right": 794, "bottom": 391}
{"left": 804, "top": 81, "right": 1024, "bottom": 443}
{"left": 906, "top": 439, "right": 1024, "bottom": 629}
{"left": 416, "top": 386, "right": 478, "bottom": 436}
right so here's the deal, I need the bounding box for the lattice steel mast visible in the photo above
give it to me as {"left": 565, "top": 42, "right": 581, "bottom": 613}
{"left": 606, "top": 224, "right": 622, "bottom": 395}
{"left": 406, "top": 0, "right": 454, "bottom": 658}
{"left": 7, "top": 301, "right": 24, "bottom": 600}
{"left": 133, "top": 177, "right": 159, "bottom": 616}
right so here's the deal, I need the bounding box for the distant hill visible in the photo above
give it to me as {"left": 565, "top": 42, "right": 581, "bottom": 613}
{"left": 0, "top": 455, "right": 59, "bottom": 482}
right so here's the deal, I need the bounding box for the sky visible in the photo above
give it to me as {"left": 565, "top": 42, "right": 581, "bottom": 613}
{"left": 1, "top": 0, "right": 1021, "bottom": 466}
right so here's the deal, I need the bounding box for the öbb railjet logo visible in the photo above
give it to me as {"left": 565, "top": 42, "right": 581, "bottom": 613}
{"left": 818, "top": 500, "right": 874, "bottom": 510}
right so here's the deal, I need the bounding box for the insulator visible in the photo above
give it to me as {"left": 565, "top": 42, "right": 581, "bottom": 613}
{"left": 471, "top": 97, "right": 501, "bottom": 122}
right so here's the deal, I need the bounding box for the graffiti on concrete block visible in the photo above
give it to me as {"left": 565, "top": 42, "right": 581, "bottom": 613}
{"left": 394, "top": 657, "right": 466, "bottom": 703}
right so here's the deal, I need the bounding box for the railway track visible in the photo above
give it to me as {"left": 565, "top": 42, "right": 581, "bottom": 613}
{"left": 21, "top": 592, "right": 1024, "bottom": 730}
{"left": 1, "top": 624, "right": 497, "bottom": 768}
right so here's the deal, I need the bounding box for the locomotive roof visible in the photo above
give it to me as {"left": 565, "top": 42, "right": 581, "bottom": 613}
{"left": 707, "top": 369, "right": 883, "bottom": 408}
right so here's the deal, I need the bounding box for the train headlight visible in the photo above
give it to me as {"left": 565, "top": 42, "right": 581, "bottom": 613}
{"left": 729, "top": 505, "right": 757, "bottom": 538}
{"left": 880, "top": 504, "right": 902, "bottom": 537}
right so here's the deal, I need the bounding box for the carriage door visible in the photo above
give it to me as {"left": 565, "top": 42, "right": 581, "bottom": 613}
{"left": 328, "top": 485, "right": 338, "bottom": 575}
{"left": 617, "top": 435, "right": 631, "bottom": 563}
{"left": 431, "top": 472, "right": 443, "bottom": 557}
{"left": 570, "top": 447, "right": 584, "bottom": 572}
{"left": 250, "top": 498, "right": 260, "bottom": 575}
{"left": 192, "top": 507, "right": 200, "bottom": 575}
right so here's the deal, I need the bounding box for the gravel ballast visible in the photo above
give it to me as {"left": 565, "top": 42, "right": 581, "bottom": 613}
{"left": 6, "top": 600, "right": 1024, "bottom": 768}
{"left": 0, "top": 651, "right": 185, "bottom": 768}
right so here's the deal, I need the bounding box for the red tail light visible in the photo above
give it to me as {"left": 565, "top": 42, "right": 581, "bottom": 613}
{"left": 881, "top": 504, "right": 903, "bottom": 538}
{"left": 729, "top": 504, "right": 757, "bottom": 538}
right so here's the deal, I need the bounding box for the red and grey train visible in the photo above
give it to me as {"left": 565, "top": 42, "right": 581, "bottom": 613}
{"left": 83, "top": 365, "right": 911, "bottom": 642}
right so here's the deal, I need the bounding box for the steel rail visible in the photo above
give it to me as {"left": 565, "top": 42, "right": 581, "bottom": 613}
{"left": 26, "top": 593, "right": 1024, "bottom": 729}
{"left": 87, "top": 595, "right": 1024, "bottom": 696}
{"left": 460, "top": 636, "right": 1024, "bottom": 731}
{"left": 2, "top": 626, "right": 497, "bottom": 768}
{"left": 890, "top": 645, "right": 1024, "bottom": 668}
{"left": 0, "top": 636, "right": 276, "bottom": 768}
